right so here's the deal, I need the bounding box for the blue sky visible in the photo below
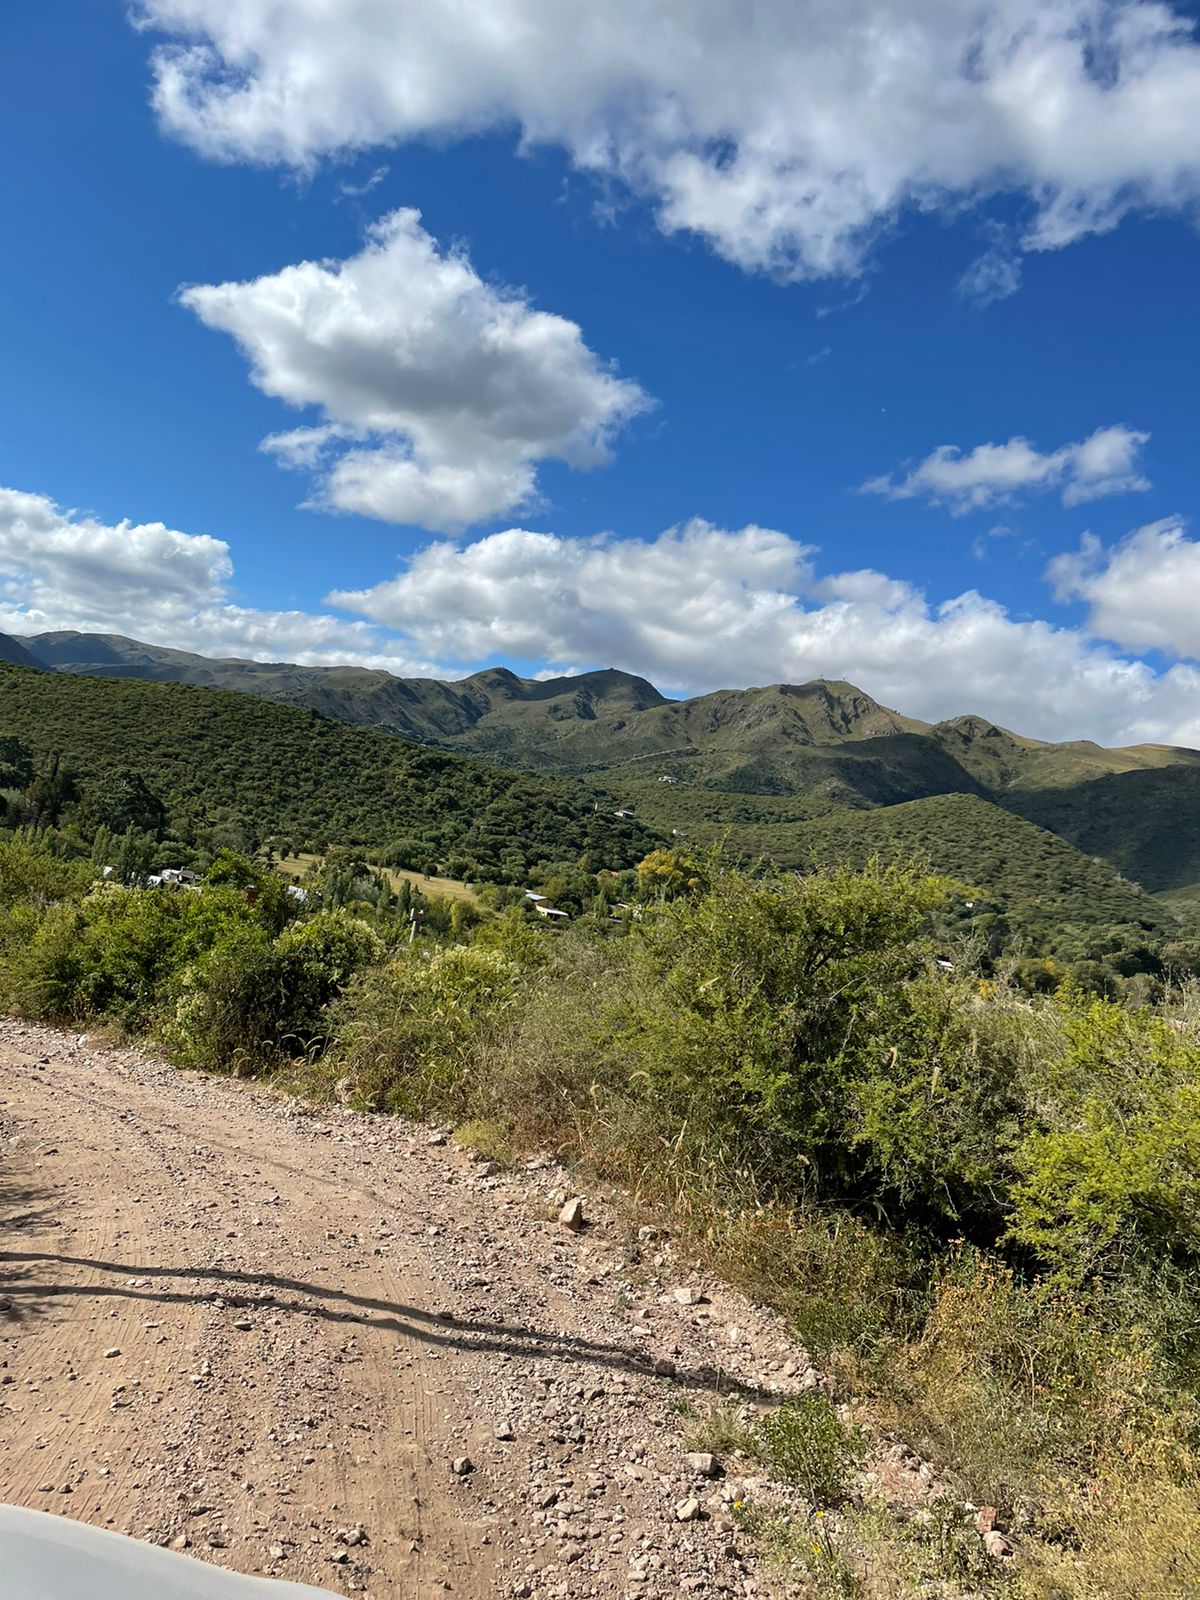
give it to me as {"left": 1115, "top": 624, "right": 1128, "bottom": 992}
{"left": 3, "top": 0, "right": 1200, "bottom": 744}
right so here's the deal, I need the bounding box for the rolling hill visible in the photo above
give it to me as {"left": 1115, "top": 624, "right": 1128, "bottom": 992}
{"left": 0, "top": 631, "right": 43, "bottom": 670}
{"left": 788, "top": 793, "right": 1172, "bottom": 942}
{"left": 17, "top": 629, "right": 1200, "bottom": 918}
{"left": 0, "top": 662, "right": 658, "bottom": 873}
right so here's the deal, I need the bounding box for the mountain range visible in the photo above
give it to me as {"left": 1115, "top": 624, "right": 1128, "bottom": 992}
{"left": 7, "top": 628, "right": 1200, "bottom": 926}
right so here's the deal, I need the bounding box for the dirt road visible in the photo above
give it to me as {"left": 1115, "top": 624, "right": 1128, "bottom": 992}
{"left": 0, "top": 1021, "right": 812, "bottom": 1598}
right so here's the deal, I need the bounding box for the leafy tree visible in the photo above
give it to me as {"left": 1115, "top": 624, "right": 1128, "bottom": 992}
{"left": 23, "top": 754, "right": 78, "bottom": 828}
{"left": 634, "top": 848, "right": 706, "bottom": 901}
{"left": 75, "top": 770, "right": 166, "bottom": 839}
{"left": 0, "top": 735, "right": 33, "bottom": 791}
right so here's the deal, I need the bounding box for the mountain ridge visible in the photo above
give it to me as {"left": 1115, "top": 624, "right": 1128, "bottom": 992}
{"left": 15, "top": 628, "right": 1200, "bottom": 899}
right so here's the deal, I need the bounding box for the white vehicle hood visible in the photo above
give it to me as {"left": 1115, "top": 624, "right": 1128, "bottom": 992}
{"left": 0, "top": 1505, "right": 342, "bottom": 1600}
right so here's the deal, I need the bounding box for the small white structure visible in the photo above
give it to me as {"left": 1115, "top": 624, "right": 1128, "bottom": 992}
{"left": 285, "top": 884, "right": 309, "bottom": 903}
{"left": 160, "top": 868, "right": 199, "bottom": 886}
{"left": 526, "top": 888, "right": 568, "bottom": 919}
{"left": 659, "top": 774, "right": 677, "bottom": 784}
{"left": 614, "top": 808, "right": 635, "bottom": 819}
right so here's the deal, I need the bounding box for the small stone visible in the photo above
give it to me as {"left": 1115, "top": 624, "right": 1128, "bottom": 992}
{"left": 686, "top": 1452, "right": 722, "bottom": 1478}
{"left": 427, "top": 1132, "right": 447, "bottom": 1147}
{"left": 345, "top": 1527, "right": 367, "bottom": 1547}
{"left": 170, "top": 1534, "right": 190, "bottom": 1550}
{"left": 451, "top": 1456, "right": 474, "bottom": 1476}
{"left": 983, "top": 1530, "right": 1014, "bottom": 1560}
{"left": 103, "top": 1348, "right": 121, "bottom": 1359}
{"left": 494, "top": 1424, "right": 515, "bottom": 1441}
{"left": 268, "top": 1544, "right": 285, "bottom": 1559}
{"left": 559, "top": 1197, "right": 585, "bottom": 1231}
{"left": 232, "top": 1318, "right": 252, "bottom": 1332}
{"left": 675, "top": 1497, "right": 702, "bottom": 1523}
{"left": 673, "top": 1287, "right": 706, "bottom": 1307}
{"left": 975, "top": 1506, "right": 998, "bottom": 1535}
{"left": 651, "top": 1357, "right": 676, "bottom": 1378}
{"left": 512, "top": 1583, "right": 533, "bottom": 1598}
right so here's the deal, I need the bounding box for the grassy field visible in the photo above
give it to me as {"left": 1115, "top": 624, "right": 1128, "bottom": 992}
{"left": 380, "top": 865, "right": 480, "bottom": 906}
{"left": 275, "top": 852, "right": 480, "bottom": 907}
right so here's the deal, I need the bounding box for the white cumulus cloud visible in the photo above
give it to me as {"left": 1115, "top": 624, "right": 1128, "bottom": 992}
{"left": 0, "top": 486, "right": 431, "bottom": 671}
{"left": 862, "top": 425, "right": 1151, "bottom": 514}
{"left": 1048, "top": 516, "right": 1200, "bottom": 660}
{"left": 179, "top": 209, "right": 650, "bottom": 533}
{"left": 137, "top": 0, "right": 1200, "bottom": 281}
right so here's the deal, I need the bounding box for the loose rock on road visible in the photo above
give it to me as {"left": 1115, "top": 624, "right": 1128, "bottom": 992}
{"left": 0, "top": 1020, "right": 815, "bottom": 1597}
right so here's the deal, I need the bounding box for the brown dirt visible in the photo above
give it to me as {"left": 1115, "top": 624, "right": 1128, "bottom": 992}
{"left": 0, "top": 1020, "right": 816, "bottom": 1598}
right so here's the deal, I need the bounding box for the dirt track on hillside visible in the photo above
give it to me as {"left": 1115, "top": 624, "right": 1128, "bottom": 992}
{"left": 0, "top": 1021, "right": 815, "bottom": 1598}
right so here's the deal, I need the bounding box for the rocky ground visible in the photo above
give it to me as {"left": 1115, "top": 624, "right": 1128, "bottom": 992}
{"left": 0, "top": 1019, "right": 829, "bottom": 1599}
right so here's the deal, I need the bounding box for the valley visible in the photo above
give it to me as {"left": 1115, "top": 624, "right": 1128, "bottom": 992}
{"left": 8, "top": 630, "right": 1200, "bottom": 942}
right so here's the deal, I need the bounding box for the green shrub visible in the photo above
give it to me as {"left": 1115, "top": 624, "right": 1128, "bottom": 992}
{"left": 0, "top": 837, "right": 94, "bottom": 910}
{"left": 1009, "top": 998, "right": 1200, "bottom": 1281}
{"left": 2, "top": 901, "right": 90, "bottom": 1019}
{"left": 165, "top": 909, "right": 382, "bottom": 1074}
{"left": 750, "top": 1393, "right": 866, "bottom": 1507}
{"left": 275, "top": 909, "right": 385, "bottom": 1002}
{"left": 331, "top": 943, "right": 524, "bottom": 1114}
{"left": 3, "top": 881, "right": 265, "bottom": 1030}
{"left": 612, "top": 862, "right": 949, "bottom": 1181}
{"left": 164, "top": 925, "right": 309, "bottom": 1073}
{"left": 846, "top": 976, "right": 1043, "bottom": 1228}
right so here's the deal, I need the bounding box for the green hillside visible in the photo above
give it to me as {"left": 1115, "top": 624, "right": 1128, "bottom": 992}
{"left": 1006, "top": 764, "right": 1200, "bottom": 893}
{"left": 24, "top": 632, "right": 669, "bottom": 749}
{"left": 788, "top": 793, "right": 1173, "bottom": 943}
{"left": 24, "top": 630, "right": 1200, "bottom": 914}
{"left": 0, "top": 664, "right": 658, "bottom": 872}
{"left": 0, "top": 631, "right": 43, "bottom": 670}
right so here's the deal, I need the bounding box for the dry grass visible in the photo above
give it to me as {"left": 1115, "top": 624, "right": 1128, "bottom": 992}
{"left": 453, "top": 1117, "right": 515, "bottom": 1165}
{"left": 272, "top": 852, "right": 481, "bottom": 907}
{"left": 1015, "top": 1476, "right": 1200, "bottom": 1600}
{"left": 377, "top": 865, "right": 481, "bottom": 906}
{"left": 274, "top": 851, "right": 321, "bottom": 880}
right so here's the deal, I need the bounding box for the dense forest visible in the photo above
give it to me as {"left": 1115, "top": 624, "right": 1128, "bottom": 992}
{"left": 0, "top": 663, "right": 657, "bottom": 878}
{"left": 790, "top": 793, "right": 1171, "bottom": 941}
